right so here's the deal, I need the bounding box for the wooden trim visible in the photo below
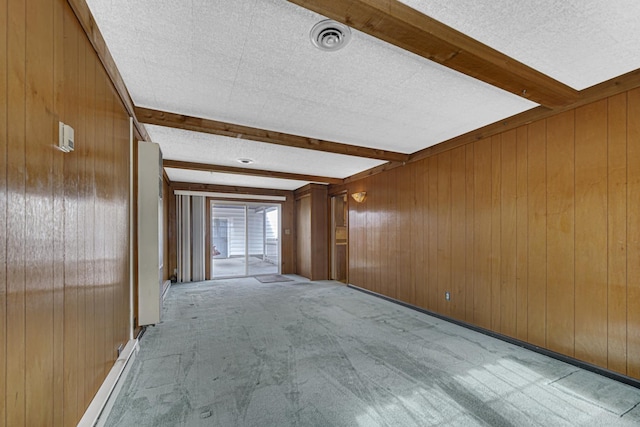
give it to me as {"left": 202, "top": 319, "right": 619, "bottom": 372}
{"left": 293, "top": 183, "right": 328, "bottom": 199}
{"left": 288, "top": 0, "right": 578, "bottom": 108}
{"left": 66, "top": 0, "right": 149, "bottom": 141}
{"left": 343, "top": 161, "right": 404, "bottom": 185}
{"left": 163, "top": 159, "right": 343, "bottom": 185}
{"left": 337, "top": 67, "right": 640, "bottom": 186}
{"left": 410, "top": 67, "right": 640, "bottom": 163}
{"left": 170, "top": 181, "right": 294, "bottom": 198}
{"left": 136, "top": 106, "right": 409, "bottom": 162}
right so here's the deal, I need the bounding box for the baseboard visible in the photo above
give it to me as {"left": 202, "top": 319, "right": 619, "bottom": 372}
{"left": 347, "top": 284, "right": 640, "bottom": 390}
{"left": 77, "top": 339, "right": 139, "bottom": 427}
{"left": 162, "top": 279, "right": 172, "bottom": 301}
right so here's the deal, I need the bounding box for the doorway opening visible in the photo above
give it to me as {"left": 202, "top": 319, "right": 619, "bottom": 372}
{"left": 211, "top": 201, "right": 281, "bottom": 279}
{"left": 330, "top": 194, "right": 348, "bottom": 283}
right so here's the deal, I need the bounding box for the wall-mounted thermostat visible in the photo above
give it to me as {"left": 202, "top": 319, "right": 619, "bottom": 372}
{"left": 58, "top": 122, "right": 74, "bottom": 152}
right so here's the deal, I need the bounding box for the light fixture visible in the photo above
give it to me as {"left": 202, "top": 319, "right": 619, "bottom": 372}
{"left": 237, "top": 158, "right": 254, "bottom": 165}
{"left": 310, "top": 19, "right": 352, "bottom": 52}
{"left": 351, "top": 191, "right": 366, "bottom": 203}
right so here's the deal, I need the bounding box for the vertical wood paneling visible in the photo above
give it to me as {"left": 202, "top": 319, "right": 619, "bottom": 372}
{"left": 464, "top": 144, "right": 474, "bottom": 322}
{"left": 62, "top": 7, "right": 79, "bottom": 422}
{"left": 451, "top": 147, "right": 466, "bottom": 319}
{"left": 574, "top": 100, "right": 608, "bottom": 366}
{"left": 6, "top": 0, "right": 27, "bottom": 424}
{"left": 500, "top": 130, "right": 517, "bottom": 337}
{"left": 473, "top": 138, "right": 492, "bottom": 328}
{"left": 398, "top": 167, "right": 412, "bottom": 303}
{"left": 104, "top": 83, "right": 115, "bottom": 373}
{"left": 348, "top": 193, "right": 357, "bottom": 284}
{"left": 607, "top": 93, "right": 627, "bottom": 374}
{"left": 75, "top": 29, "right": 87, "bottom": 417}
{"left": 427, "top": 157, "right": 438, "bottom": 310}
{"left": 84, "top": 45, "right": 97, "bottom": 404}
{"left": 373, "top": 174, "right": 383, "bottom": 294}
{"left": 387, "top": 169, "right": 398, "bottom": 299}
{"left": 0, "top": 0, "right": 7, "bottom": 423}
{"left": 25, "top": 0, "right": 55, "bottom": 423}
{"left": 515, "top": 127, "right": 528, "bottom": 341}
{"left": 437, "top": 152, "right": 451, "bottom": 316}
{"left": 490, "top": 135, "right": 501, "bottom": 331}
{"left": 527, "top": 120, "right": 547, "bottom": 347}
{"left": 362, "top": 175, "right": 371, "bottom": 291}
{"left": 546, "top": 110, "right": 575, "bottom": 357}
{"left": 345, "top": 89, "right": 640, "bottom": 382}
{"left": 372, "top": 175, "right": 381, "bottom": 293}
{"left": 362, "top": 180, "right": 371, "bottom": 289}
{"left": 375, "top": 173, "right": 384, "bottom": 294}
{"left": 296, "top": 196, "right": 311, "bottom": 279}
{"left": 4, "top": 1, "right": 132, "bottom": 424}
{"left": 628, "top": 88, "right": 640, "bottom": 378}
{"left": 51, "top": 0, "right": 65, "bottom": 424}
{"left": 95, "top": 66, "right": 107, "bottom": 379}
{"left": 405, "top": 165, "right": 422, "bottom": 305}
{"left": 414, "top": 162, "right": 427, "bottom": 308}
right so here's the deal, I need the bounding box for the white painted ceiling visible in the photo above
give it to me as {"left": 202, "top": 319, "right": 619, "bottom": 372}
{"left": 85, "top": 0, "right": 640, "bottom": 190}
{"left": 398, "top": 0, "right": 640, "bottom": 90}
{"left": 147, "top": 125, "right": 386, "bottom": 179}
{"left": 165, "top": 168, "right": 311, "bottom": 191}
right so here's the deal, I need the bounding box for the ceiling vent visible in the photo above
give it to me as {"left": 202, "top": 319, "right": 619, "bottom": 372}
{"left": 310, "top": 19, "right": 351, "bottom": 52}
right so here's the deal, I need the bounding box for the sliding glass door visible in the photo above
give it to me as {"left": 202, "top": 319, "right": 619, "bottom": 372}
{"left": 211, "top": 202, "right": 281, "bottom": 278}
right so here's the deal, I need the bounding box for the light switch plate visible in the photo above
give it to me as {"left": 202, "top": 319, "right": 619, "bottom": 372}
{"left": 58, "top": 121, "right": 75, "bottom": 152}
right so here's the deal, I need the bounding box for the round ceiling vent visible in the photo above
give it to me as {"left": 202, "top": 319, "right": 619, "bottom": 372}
{"left": 310, "top": 19, "right": 351, "bottom": 52}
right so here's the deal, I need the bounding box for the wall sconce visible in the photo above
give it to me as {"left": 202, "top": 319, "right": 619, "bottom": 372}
{"left": 351, "top": 191, "right": 367, "bottom": 203}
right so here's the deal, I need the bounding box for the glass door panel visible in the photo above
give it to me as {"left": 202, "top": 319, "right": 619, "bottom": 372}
{"left": 248, "top": 206, "right": 279, "bottom": 276}
{"left": 211, "top": 204, "right": 247, "bottom": 278}
{"left": 211, "top": 202, "right": 281, "bottom": 278}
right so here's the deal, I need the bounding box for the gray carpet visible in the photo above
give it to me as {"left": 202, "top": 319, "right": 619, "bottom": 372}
{"left": 102, "top": 278, "right": 640, "bottom": 427}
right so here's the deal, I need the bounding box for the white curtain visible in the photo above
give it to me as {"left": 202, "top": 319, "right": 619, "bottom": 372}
{"left": 191, "top": 196, "right": 206, "bottom": 281}
{"left": 177, "top": 195, "right": 191, "bottom": 282}
{"left": 176, "top": 195, "right": 206, "bottom": 282}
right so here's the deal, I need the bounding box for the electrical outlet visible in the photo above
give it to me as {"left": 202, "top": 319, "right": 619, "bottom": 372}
{"left": 445, "top": 291, "right": 450, "bottom": 301}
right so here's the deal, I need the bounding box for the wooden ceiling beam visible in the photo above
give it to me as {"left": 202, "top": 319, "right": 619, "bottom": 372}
{"left": 67, "top": 0, "right": 149, "bottom": 141}
{"left": 136, "top": 107, "right": 409, "bottom": 163}
{"left": 338, "top": 66, "right": 640, "bottom": 185}
{"left": 164, "top": 159, "right": 343, "bottom": 185}
{"left": 410, "top": 67, "right": 640, "bottom": 163}
{"left": 288, "top": 0, "right": 579, "bottom": 108}
{"left": 170, "top": 181, "right": 295, "bottom": 198}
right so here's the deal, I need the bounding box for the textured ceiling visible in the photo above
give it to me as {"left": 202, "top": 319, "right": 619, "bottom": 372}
{"left": 398, "top": 0, "right": 640, "bottom": 90}
{"left": 86, "top": 0, "right": 535, "bottom": 155}
{"left": 165, "top": 168, "right": 312, "bottom": 191}
{"left": 147, "top": 125, "right": 386, "bottom": 179}
{"left": 85, "top": 0, "right": 639, "bottom": 191}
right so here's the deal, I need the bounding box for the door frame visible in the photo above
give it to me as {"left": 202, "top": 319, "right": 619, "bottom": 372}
{"left": 207, "top": 200, "right": 282, "bottom": 279}
{"left": 330, "top": 192, "right": 349, "bottom": 283}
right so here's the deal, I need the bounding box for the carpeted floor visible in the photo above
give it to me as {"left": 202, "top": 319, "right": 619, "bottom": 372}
{"left": 101, "top": 277, "right": 640, "bottom": 427}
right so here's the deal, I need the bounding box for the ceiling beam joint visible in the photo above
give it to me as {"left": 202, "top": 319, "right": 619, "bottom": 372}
{"left": 136, "top": 107, "right": 409, "bottom": 163}
{"left": 164, "top": 159, "right": 343, "bottom": 185}
{"left": 288, "top": 0, "right": 579, "bottom": 108}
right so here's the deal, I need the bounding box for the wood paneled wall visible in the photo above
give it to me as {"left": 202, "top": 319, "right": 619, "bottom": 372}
{"left": 344, "top": 89, "right": 640, "bottom": 379}
{"left": 295, "top": 184, "right": 328, "bottom": 280}
{"left": 1, "top": 0, "right": 132, "bottom": 425}
{"left": 296, "top": 195, "right": 312, "bottom": 278}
